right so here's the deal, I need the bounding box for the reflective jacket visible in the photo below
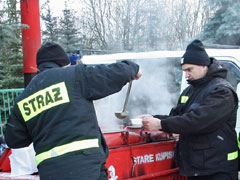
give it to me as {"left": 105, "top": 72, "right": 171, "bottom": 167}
{"left": 5, "top": 60, "right": 139, "bottom": 180}
{"left": 161, "top": 59, "right": 238, "bottom": 177}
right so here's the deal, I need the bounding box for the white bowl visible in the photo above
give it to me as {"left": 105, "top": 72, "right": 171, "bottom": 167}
{"left": 131, "top": 118, "right": 142, "bottom": 126}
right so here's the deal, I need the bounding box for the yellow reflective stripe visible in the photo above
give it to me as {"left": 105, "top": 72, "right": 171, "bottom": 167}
{"left": 181, "top": 96, "right": 189, "bottom": 103}
{"left": 17, "top": 82, "right": 70, "bottom": 122}
{"left": 35, "top": 139, "right": 99, "bottom": 165}
{"left": 227, "top": 150, "right": 238, "bottom": 161}
{"left": 238, "top": 136, "right": 240, "bottom": 149}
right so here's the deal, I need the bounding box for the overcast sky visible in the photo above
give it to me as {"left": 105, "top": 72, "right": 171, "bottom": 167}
{"left": 39, "top": 0, "right": 82, "bottom": 16}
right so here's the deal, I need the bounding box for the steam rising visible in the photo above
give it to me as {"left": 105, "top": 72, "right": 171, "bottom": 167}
{"left": 94, "top": 58, "right": 182, "bottom": 131}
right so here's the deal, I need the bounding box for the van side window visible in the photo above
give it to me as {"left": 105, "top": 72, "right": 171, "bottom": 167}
{"left": 220, "top": 61, "right": 240, "bottom": 90}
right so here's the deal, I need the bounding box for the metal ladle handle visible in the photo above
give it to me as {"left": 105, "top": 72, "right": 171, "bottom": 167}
{"left": 122, "top": 81, "right": 132, "bottom": 112}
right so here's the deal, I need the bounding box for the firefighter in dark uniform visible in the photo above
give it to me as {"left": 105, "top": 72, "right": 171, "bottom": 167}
{"left": 140, "top": 40, "right": 239, "bottom": 180}
{"left": 5, "top": 42, "right": 142, "bottom": 180}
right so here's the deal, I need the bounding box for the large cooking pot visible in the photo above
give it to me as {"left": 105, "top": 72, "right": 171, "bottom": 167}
{"left": 124, "top": 126, "right": 172, "bottom": 142}
{"left": 103, "top": 129, "right": 144, "bottom": 148}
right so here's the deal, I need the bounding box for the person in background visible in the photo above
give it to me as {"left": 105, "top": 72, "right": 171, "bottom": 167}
{"left": 5, "top": 42, "right": 142, "bottom": 180}
{"left": 68, "top": 53, "right": 82, "bottom": 65}
{"left": 139, "top": 39, "right": 238, "bottom": 180}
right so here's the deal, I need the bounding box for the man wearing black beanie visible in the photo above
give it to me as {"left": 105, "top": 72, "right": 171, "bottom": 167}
{"left": 139, "top": 39, "right": 239, "bottom": 180}
{"left": 181, "top": 39, "right": 210, "bottom": 66}
{"left": 5, "top": 42, "right": 142, "bottom": 180}
{"left": 36, "top": 42, "right": 71, "bottom": 67}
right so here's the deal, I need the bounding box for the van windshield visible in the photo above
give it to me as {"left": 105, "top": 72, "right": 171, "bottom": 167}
{"left": 220, "top": 60, "right": 240, "bottom": 134}
{"left": 94, "top": 57, "right": 182, "bottom": 131}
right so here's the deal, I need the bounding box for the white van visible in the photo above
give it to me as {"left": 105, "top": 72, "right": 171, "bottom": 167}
{"left": 81, "top": 49, "right": 240, "bottom": 134}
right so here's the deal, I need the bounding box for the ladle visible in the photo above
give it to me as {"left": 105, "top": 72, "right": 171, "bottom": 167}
{"left": 115, "top": 81, "right": 133, "bottom": 119}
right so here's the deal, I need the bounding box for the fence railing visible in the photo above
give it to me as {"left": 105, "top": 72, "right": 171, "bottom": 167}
{"left": 0, "top": 89, "right": 24, "bottom": 136}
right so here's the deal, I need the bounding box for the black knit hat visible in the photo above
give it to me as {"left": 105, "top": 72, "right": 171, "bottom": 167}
{"left": 37, "top": 42, "right": 70, "bottom": 67}
{"left": 181, "top": 39, "right": 210, "bottom": 66}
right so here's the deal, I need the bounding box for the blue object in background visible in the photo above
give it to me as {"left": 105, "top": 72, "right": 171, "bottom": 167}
{"left": 68, "top": 54, "right": 82, "bottom": 65}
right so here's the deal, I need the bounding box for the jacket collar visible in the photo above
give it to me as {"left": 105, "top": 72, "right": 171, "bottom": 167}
{"left": 37, "top": 62, "right": 61, "bottom": 73}
{"left": 188, "top": 58, "right": 227, "bottom": 87}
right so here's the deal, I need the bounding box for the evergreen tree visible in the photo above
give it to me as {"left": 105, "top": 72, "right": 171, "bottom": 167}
{"left": 58, "top": 1, "right": 81, "bottom": 53}
{"left": 41, "top": 0, "right": 59, "bottom": 43}
{"left": 201, "top": 0, "right": 240, "bottom": 45}
{"left": 0, "top": 24, "right": 17, "bottom": 89}
{"left": 0, "top": 0, "right": 24, "bottom": 89}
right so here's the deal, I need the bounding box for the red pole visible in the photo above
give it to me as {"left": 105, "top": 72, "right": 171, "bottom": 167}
{"left": 20, "top": 0, "right": 41, "bottom": 87}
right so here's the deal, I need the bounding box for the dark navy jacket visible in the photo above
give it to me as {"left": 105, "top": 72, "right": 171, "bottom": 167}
{"left": 5, "top": 60, "right": 139, "bottom": 180}
{"left": 160, "top": 59, "right": 238, "bottom": 177}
